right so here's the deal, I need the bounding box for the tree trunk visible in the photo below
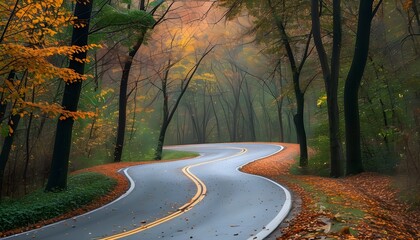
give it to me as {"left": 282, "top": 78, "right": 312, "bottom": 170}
{"left": 0, "top": 71, "right": 15, "bottom": 124}
{"left": 45, "top": 0, "right": 93, "bottom": 192}
{"left": 0, "top": 113, "right": 21, "bottom": 198}
{"left": 23, "top": 111, "right": 34, "bottom": 192}
{"left": 344, "top": 0, "right": 375, "bottom": 175}
{"left": 0, "top": 103, "right": 6, "bottom": 124}
{"left": 268, "top": 0, "right": 309, "bottom": 167}
{"left": 114, "top": 28, "right": 147, "bottom": 162}
{"left": 210, "top": 94, "right": 221, "bottom": 141}
{"left": 277, "top": 101, "right": 284, "bottom": 142}
{"left": 276, "top": 75, "right": 285, "bottom": 142}
{"left": 311, "top": 0, "right": 344, "bottom": 177}
{"left": 232, "top": 94, "right": 240, "bottom": 142}
{"left": 294, "top": 89, "right": 308, "bottom": 167}
{"left": 154, "top": 121, "right": 168, "bottom": 160}
{"left": 113, "top": 60, "right": 130, "bottom": 162}
{"left": 244, "top": 80, "right": 256, "bottom": 141}
{"left": 329, "top": 0, "right": 344, "bottom": 177}
{"left": 153, "top": 46, "right": 214, "bottom": 159}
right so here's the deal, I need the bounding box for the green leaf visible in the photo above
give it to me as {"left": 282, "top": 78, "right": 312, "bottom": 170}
{"left": 149, "top": 0, "right": 164, "bottom": 8}
{"left": 93, "top": 5, "right": 156, "bottom": 31}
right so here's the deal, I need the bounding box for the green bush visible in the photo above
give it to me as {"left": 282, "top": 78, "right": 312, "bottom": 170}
{"left": 307, "top": 135, "right": 331, "bottom": 176}
{"left": 0, "top": 172, "right": 116, "bottom": 232}
{"left": 290, "top": 134, "right": 331, "bottom": 176}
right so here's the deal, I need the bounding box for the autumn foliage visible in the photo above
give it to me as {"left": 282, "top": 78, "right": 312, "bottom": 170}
{"left": 0, "top": 0, "right": 97, "bottom": 122}
{"left": 242, "top": 143, "right": 420, "bottom": 239}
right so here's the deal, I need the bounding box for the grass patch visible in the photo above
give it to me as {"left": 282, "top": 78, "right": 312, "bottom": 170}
{"left": 289, "top": 157, "right": 330, "bottom": 177}
{"left": 289, "top": 136, "right": 330, "bottom": 176}
{"left": 72, "top": 149, "right": 199, "bottom": 170}
{"left": 0, "top": 172, "right": 116, "bottom": 232}
{"left": 161, "top": 149, "right": 199, "bottom": 160}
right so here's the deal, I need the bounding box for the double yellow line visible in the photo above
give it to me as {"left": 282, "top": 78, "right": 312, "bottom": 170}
{"left": 100, "top": 147, "right": 247, "bottom": 240}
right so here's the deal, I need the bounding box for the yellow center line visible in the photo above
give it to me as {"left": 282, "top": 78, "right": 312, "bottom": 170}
{"left": 99, "top": 147, "right": 247, "bottom": 240}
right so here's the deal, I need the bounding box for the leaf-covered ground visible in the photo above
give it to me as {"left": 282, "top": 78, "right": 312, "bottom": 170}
{"left": 4, "top": 144, "right": 419, "bottom": 239}
{"left": 241, "top": 143, "right": 420, "bottom": 240}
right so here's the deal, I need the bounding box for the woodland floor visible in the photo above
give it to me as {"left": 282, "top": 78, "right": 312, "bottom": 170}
{"left": 242, "top": 143, "right": 420, "bottom": 240}
{"left": 4, "top": 144, "right": 420, "bottom": 239}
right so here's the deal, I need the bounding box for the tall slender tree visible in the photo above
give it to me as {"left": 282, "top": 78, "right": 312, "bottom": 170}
{"left": 220, "top": 0, "right": 313, "bottom": 167}
{"left": 311, "top": 0, "right": 344, "bottom": 177}
{"left": 267, "top": 0, "right": 312, "bottom": 167}
{"left": 0, "top": 72, "right": 19, "bottom": 197}
{"left": 154, "top": 46, "right": 215, "bottom": 160}
{"left": 114, "top": 0, "right": 169, "bottom": 162}
{"left": 45, "top": 0, "right": 94, "bottom": 191}
{"left": 344, "top": 0, "right": 383, "bottom": 175}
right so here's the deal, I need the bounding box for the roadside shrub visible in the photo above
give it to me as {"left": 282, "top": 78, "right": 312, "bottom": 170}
{"left": 0, "top": 172, "right": 116, "bottom": 232}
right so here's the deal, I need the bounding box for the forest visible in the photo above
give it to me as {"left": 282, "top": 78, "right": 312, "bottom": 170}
{"left": 0, "top": 0, "right": 419, "bottom": 237}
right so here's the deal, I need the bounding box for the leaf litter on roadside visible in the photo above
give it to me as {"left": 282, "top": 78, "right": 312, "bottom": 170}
{"left": 241, "top": 143, "right": 420, "bottom": 240}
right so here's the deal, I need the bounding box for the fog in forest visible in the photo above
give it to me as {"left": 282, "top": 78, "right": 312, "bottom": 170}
{"left": 1, "top": 0, "right": 418, "bottom": 201}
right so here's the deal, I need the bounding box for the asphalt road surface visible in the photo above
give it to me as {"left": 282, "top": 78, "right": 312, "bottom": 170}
{"left": 3, "top": 143, "right": 291, "bottom": 240}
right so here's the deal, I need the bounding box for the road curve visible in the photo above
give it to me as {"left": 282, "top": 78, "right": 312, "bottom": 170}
{"left": 3, "top": 143, "right": 291, "bottom": 240}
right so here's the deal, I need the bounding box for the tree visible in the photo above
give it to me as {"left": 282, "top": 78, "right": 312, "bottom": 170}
{"left": 0, "top": 72, "right": 19, "bottom": 197}
{"left": 215, "top": 60, "right": 245, "bottom": 142}
{"left": 111, "top": 0, "right": 168, "bottom": 162}
{"left": 311, "top": 0, "right": 344, "bottom": 177}
{"left": 154, "top": 45, "right": 215, "bottom": 160}
{"left": 0, "top": 0, "right": 95, "bottom": 196}
{"left": 266, "top": 0, "right": 312, "bottom": 167}
{"left": 219, "top": 0, "right": 313, "bottom": 167}
{"left": 45, "top": 0, "right": 95, "bottom": 191}
{"left": 183, "top": 76, "right": 216, "bottom": 143}
{"left": 344, "top": 0, "right": 383, "bottom": 175}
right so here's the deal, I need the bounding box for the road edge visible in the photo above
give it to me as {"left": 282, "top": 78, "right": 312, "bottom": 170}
{"left": 236, "top": 144, "right": 293, "bottom": 240}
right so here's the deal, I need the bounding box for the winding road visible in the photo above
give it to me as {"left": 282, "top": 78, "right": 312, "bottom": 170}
{"left": 3, "top": 143, "right": 291, "bottom": 240}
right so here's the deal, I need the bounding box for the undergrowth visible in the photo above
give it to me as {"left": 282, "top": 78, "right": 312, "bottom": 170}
{"left": 161, "top": 149, "right": 199, "bottom": 160}
{"left": 0, "top": 172, "right": 116, "bottom": 232}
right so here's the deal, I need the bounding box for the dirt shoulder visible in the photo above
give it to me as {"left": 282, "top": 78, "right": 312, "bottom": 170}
{"left": 242, "top": 143, "right": 420, "bottom": 239}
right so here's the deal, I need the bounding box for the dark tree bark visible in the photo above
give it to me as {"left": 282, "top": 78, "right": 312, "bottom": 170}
{"left": 344, "top": 0, "right": 380, "bottom": 175}
{"left": 276, "top": 100, "right": 284, "bottom": 142}
{"left": 114, "top": 27, "right": 147, "bottom": 162}
{"left": 216, "top": 84, "right": 233, "bottom": 141}
{"left": 276, "top": 71, "right": 285, "bottom": 142}
{"left": 209, "top": 93, "right": 222, "bottom": 141}
{"left": 243, "top": 79, "right": 256, "bottom": 141}
{"left": 218, "top": 62, "right": 243, "bottom": 142}
{"left": 45, "top": 0, "right": 93, "bottom": 192}
{"left": 114, "top": 0, "right": 169, "bottom": 162}
{"left": 311, "top": 0, "right": 344, "bottom": 177}
{"left": 292, "top": 73, "right": 308, "bottom": 166}
{"left": 268, "top": 0, "right": 310, "bottom": 167}
{"left": 183, "top": 84, "right": 212, "bottom": 144}
{"left": 0, "top": 0, "right": 19, "bottom": 44}
{"left": 0, "top": 103, "right": 6, "bottom": 124}
{"left": 260, "top": 62, "right": 285, "bottom": 142}
{"left": 0, "top": 110, "right": 20, "bottom": 198}
{"left": 0, "top": 71, "right": 20, "bottom": 198}
{"left": 229, "top": 67, "right": 242, "bottom": 142}
{"left": 114, "top": 23, "right": 148, "bottom": 162}
{"left": 0, "top": 71, "right": 15, "bottom": 124}
{"left": 23, "top": 88, "right": 36, "bottom": 192}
